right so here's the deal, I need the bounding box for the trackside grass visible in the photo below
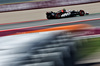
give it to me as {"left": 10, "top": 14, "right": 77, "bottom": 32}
{"left": 76, "top": 37, "right": 100, "bottom": 60}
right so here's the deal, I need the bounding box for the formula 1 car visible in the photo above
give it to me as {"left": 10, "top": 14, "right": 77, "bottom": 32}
{"left": 46, "top": 9, "right": 89, "bottom": 19}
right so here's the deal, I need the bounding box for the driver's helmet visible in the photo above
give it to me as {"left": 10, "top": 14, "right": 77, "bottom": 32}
{"left": 61, "top": 8, "right": 66, "bottom": 12}
{"left": 63, "top": 8, "right": 66, "bottom": 11}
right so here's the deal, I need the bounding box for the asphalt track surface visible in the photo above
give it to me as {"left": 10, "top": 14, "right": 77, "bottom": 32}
{"left": 0, "top": 14, "right": 100, "bottom": 30}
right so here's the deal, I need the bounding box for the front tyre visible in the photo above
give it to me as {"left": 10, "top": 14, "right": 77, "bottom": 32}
{"left": 79, "top": 10, "right": 85, "bottom": 16}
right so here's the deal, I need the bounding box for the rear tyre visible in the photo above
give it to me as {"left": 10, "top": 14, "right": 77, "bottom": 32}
{"left": 56, "top": 13, "right": 61, "bottom": 19}
{"left": 47, "top": 15, "right": 51, "bottom": 19}
{"left": 79, "top": 10, "right": 85, "bottom": 16}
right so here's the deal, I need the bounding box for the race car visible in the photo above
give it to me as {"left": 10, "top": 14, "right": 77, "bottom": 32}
{"left": 46, "top": 9, "right": 89, "bottom": 19}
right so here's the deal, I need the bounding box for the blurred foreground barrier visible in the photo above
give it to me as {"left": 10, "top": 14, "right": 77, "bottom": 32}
{"left": 1, "top": 24, "right": 98, "bottom": 66}
{"left": 0, "top": 29, "right": 79, "bottom": 66}
{"left": 23, "top": 62, "right": 55, "bottom": 66}
{"left": 0, "top": 0, "right": 99, "bottom": 12}
{"left": 70, "top": 27, "right": 100, "bottom": 39}
{"left": 0, "top": 24, "right": 91, "bottom": 37}
{"left": 10, "top": 24, "right": 91, "bottom": 36}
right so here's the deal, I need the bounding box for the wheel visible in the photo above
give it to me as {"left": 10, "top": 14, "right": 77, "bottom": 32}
{"left": 47, "top": 15, "right": 51, "bottom": 19}
{"left": 56, "top": 13, "right": 61, "bottom": 19}
{"left": 79, "top": 10, "right": 85, "bottom": 16}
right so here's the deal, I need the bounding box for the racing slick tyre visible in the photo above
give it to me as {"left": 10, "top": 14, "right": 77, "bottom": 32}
{"left": 47, "top": 15, "right": 51, "bottom": 19}
{"left": 79, "top": 10, "right": 85, "bottom": 16}
{"left": 56, "top": 13, "right": 61, "bottom": 19}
